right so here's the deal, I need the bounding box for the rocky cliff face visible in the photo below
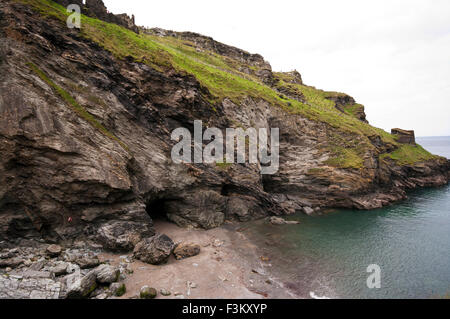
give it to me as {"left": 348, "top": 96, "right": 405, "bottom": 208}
{"left": 1, "top": 0, "right": 449, "bottom": 250}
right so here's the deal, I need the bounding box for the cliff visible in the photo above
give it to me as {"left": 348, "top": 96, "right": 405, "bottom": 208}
{"left": 0, "top": 0, "right": 449, "bottom": 249}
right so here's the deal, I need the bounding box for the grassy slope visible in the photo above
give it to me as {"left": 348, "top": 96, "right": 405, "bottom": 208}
{"left": 17, "top": 0, "right": 439, "bottom": 168}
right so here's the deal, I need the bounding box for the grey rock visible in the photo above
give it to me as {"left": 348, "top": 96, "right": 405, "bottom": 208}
{"left": 65, "top": 270, "right": 97, "bottom": 299}
{"left": 110, "top": 282, "right": 126, "bottom": 297}
{"left": 0, "top": 257, "right": 23, "bottom": 268}
{"left": 160, "top": 288, "right": 171, "bottom": 296}
{"left": 89, "top": 286, "right": 107, "bottom": 298}
{"left": 17, "top": 270, "right": 53, "bottom": 279}
{"left": 66, "top": 263, "right": 80, "bottom": 274}
{"left": 269, "top": 216, "right": 300, "bottom": 225}
{"left": 94, "top": 264, "right": 120, "bottom": 284}
{"left": 46, "top": 244, "right": 62, "bottom": 257}
{"left": 47, "top": 262, "right": 69, "bottom": 277}
{"left": 119, "top": 262, "right": 133, "bottom": 275}
{"left": 29, "top": 259, "right": 47, "bottom": 271}
{"left": 140, "top": 286, "right": 157, "bottom": 299}
{"left": 96, "top": 221, "right": 155, "bottom": 252}
{"left": 212, "top": 239, "right": 223, "bottom": 247}
{"left": 0, "top": 273, "right": 61, "bottom": 299}
{"left": 0, "top": 249, "right": 18, "bottom": 259}
{"left": 269, "top": 216, "right": 286, "bottom": 225}
{"left": 133, "top": 234, "right": 174, "bottom": 265}
{"left": 94, "top": 292, "right": 109, "bottom": 299}
{"left": 75, "top": 256, "right": 100, "bottom": 269}
{"left": 303, "top": 207, "right": 315, "bottom": 216}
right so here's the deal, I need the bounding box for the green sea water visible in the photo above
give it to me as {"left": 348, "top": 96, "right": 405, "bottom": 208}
{"left": 243, "top": 137, "right": 450, "bottom": 298}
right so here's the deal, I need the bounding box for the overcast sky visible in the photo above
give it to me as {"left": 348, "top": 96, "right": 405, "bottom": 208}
{"left": 104, "top": 0, "right": 450, "bottom": 137}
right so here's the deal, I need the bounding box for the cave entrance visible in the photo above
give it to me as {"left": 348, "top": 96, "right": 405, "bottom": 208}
{"left": 145, "top": 198, "right": 169, "bottom": 222}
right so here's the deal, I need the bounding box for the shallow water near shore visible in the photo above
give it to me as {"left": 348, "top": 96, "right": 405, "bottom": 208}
{"left": 239, "top": 137, "right": 450, "bottom": 299}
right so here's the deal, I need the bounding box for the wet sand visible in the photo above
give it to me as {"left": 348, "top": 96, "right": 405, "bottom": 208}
{"left": 100, "top": 220, "right": 300, "bottom": 299}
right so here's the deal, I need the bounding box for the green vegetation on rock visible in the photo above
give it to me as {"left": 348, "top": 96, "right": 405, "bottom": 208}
{"left": 381, "top": 144, "right": 436, "bottom": 165}
{"left": 115, "top": 283, "right": 126, "bottom": 297}
{"left": 18, "top": 0, "right": 439, "bottom": 167}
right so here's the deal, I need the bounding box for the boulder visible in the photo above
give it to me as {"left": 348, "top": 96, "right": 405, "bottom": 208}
{"left": 303, "top": 207, "right": 315, "bottom": 216}
{"left": 173, "top": 243, "right": 201, "bottom": 260}
{"left": 0, "top": 273, "right": 61, "bottom": 299}
{"left": 94, "top": 264, "right": 120, "bottom": 284}
{"left": 66, "top": 263, "right": 80, "bottom": 275}
{"left": 140, "top": 286, "right": 157, "bottom": 299}
{"left": 29, "top": 259, "right": 47, "bottom": 271}
{"left": 0, "top": 249, "right": 18, "bottom": 259}
{"left": 269, "top": 216, "right": 286, "bottom": 225}
{"left": 96, "top": 221, "right": 154, "bottom": 252}
{"left": 46, "top": 244, "right": 62, "bottom": 257}
{"left": 269, "top": 216, "right": 300, "bottom": 225}
{"left": 47, "top": 261, "right": 68, "bottom": 277}
{"left": 110, "top": 282, "right": 126, "bottom": 297}
{"left": 160, "top": 288, "right": 171, "bottom": 296}
{"left": 0, "top": 257, "right": 23, "bottom": 268}
{"left": 66, "top": 270, "right": 97, "bottom": 299}
{"left": 133, "top": 234, "right": 175, "bottom": 265}
{"left": 75, "top": 256, "right": 100, "bottom": 269}
{"left": 14, "top": 270, "right": 52, "bottom": 279}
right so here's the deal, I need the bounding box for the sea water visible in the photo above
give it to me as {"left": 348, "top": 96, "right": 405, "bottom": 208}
{"left": 243, "top": 136, "right": 450, "bottom": 298}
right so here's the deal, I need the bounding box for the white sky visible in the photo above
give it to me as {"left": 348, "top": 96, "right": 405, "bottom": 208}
{"left": 104, "top": 0, "right": 450, "bottom": 137}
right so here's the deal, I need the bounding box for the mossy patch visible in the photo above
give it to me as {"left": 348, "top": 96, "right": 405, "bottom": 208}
{"left": 380, "top": 144, "right": 437, "bottom": 165}
{"left": 324, "top": 145, "right": 364, "bottom": 169}
{"left": 115, "top": 283, "right": 126, "bottom": 297}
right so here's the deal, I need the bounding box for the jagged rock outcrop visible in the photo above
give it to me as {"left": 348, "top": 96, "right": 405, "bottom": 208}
{"left": 0, "top": 0, "right": 449, "bottom": 249}
{"left": 325, "top": 92, "right": 368, "bottom": 123}
{"left": 53, "top": 0, "right": 138, "bottom": 33}
{"left": 281, "top": 70, "right": 303, "bottom": 85}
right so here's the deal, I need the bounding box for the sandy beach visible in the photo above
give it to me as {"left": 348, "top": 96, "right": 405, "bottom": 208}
{"left": 100, "top": 220, "right": 299, "bottom": 299}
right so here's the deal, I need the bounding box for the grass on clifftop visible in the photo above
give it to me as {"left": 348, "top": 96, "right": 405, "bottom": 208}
{"left": 380, "top": 144, "right": 436, "bottom": 165}
{"left": 17, "top": 0, "right": 439, "bottom": 167}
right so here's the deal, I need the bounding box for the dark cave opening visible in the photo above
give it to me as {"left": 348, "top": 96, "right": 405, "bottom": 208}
{"left": 145, "top": 198, "right": 169, "bottom": 222}
{"left": 261, "top": 174, "right": 273, "bottom": 193}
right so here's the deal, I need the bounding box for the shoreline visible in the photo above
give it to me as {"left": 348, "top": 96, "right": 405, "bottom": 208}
{"left": 101, "top": 220, "right": 302, "bottom": 299}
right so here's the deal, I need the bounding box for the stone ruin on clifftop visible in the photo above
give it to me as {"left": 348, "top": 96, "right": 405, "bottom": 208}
{"left": 391, "top": 128, "right": 416, "bottom": 144}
